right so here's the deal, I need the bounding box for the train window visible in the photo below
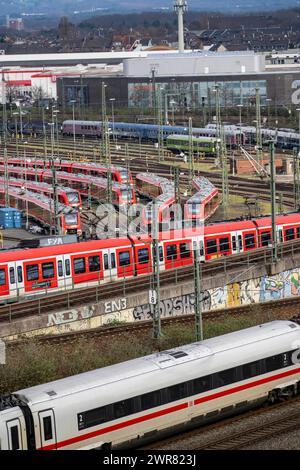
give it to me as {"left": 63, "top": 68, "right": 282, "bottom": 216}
{"left": 9, "top": 267, "right": 15, "bottom": 284}
{"left": 43, "top": 416, "right": 53, "bottom": 441}
{"left": 77, "top": 406, "right": 108, "bottom": 430}
{"left": 242, "top": 361, "right": 260, "bottom": 379}
{"left": 206, "top": 239, "right": 217, "bottom": 254}
{"left": 265, "top": 354, "right": 282, "bottom": 372}
{"left": 168, "top": 382, "right": 187, "bottom": 402}
{"left": 199, "top": 241, "right": 204, "bottom": 257}
{"left": 42, "top": 262, "right": 54, "bottom": 279}
{"left": 17, "top": 266, "right": 23, "bottom": 283}
{"left": 245, "top": 233, "right": 255, "bottom": 249}
{"left": 10, "top": 425, "right": 20, "bottom": 450}
{"left": 113, "top": 399, "right": 134, "bottom": 419}
{"left": 279, "top": 229, "right": 283, "bottom": 243}
{"left": 58, "top": 261, "right": 63, "bottom": 277}
{"left": 180, "top": 243, "right": 191, "bottom": 259}
{"left": 26, "top": 264, "right": 39, "bottom": 282}
{"left": 119, "top": 251, "right": 131, "bottom": 267}
{"left": 193, "top": 376, "right": 211, "bottom": 394}
{"left": 104, "top": 254, "right": 109, "bottom": 270}
{"left": 232, "top": 236, "right": 237, "bottom": 251}
{"left": 219, "top": 237, "right": 230, "bottom": 252}
{"left": 111, "top": 253, "right": 116, "bottom": 269}
{"left": 261, "top": 231, "right": 271, "bottom": 247}
{"left": 166, "top": 244, "right": 177, "bottom": 260}
{"left": 73, "top": 257, "right": 86, "bottom": 274}
{"left": 214, "top": 368, "right": 236, "bottom": 387}
{"left": 89, "top": 256, "right": 100, "bottom": 272}
{"left": 138, "top": 248, "right": 149, "bottom": 264}
{"left": 65, "top": 259, "right": 71, "bottom": 276}
{"left": 140, "top": 390, "right": 161, "bottom": 410}
{"left": 285, "top": 228, "right": 295, "bottom": 241}
{"left": 297, "top": 227, "right": 300, "bottom": 239}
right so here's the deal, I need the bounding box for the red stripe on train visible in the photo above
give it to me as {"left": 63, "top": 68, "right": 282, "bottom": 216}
{"left": 39, "top": 366, "right": 300, "bottom": 450}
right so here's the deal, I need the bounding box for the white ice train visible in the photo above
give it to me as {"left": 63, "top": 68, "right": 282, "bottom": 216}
{"left": 1, "top": 320, "right": 300, "bottom": 450}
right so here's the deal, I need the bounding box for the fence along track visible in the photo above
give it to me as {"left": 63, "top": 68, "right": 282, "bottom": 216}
{"left": 0, "top": 239, "right": 300, "bottom": 323}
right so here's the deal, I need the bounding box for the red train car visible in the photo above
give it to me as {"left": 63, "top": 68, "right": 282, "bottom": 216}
{"left": 2, "top": 177, "right": 82, "bottom": 209}
{"left": 0, "top": 157, "right": 133, "bottom": 186}
{"left": 0, "top": 166, "right": 136, "bottom": 209}
{"left": 185, "top": 176, "right": 220, "bottom": 223}
{"left": 0, "top": 186, "right": 81, "bottom": 238}
{"left": 0, "top": 212, "right": 300, "bottom": 301}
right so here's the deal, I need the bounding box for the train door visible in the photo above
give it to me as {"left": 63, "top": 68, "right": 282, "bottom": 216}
{"left": 6, "top": 418, "right": 24, "bottom": 450}
{"left": 277, "top": 225, "right": 284, "bottom": 244}
{"left": 15, "top": 262, "right": 25, "bottom": 299}
{"left": 38, "top": 410, "right": 57, "bottom": 450}
{"left": 0, "top": 265, "right": 9, "bottom": 298}
{"left": 7, "top": 262, "right": 18, "bottom": 301}
{"left": 63, "top": 255, "right": 73, "bottom": 289}
{"left": 57, "top": 255, "right": 66, "bottom": 290}
{"left": 231, "top": 231, "right": 243, "bottom": 254}
{"left": 102, "top": 249, "right": 117, "bottom": 281}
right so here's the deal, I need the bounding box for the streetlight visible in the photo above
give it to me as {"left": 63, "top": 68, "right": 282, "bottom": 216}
{"left": 296, "top": 108, "right": 300, "bottom": 152}
{"left": 69, "top": 100, "right": 76, "bottom": 155}
{"left": 109, "top": 98, "right": 116, "bottom": 142}
{"left": 52, "top": 108, "right": 60, "bottom": 157}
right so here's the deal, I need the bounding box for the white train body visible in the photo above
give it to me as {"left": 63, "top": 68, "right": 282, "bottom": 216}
{"left": 1, "top": 320, "right": 300, "bottom": 450}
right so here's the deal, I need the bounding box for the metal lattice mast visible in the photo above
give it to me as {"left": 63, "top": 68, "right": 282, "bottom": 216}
{"left": 102, "top": 82, "right": 112, "bottom": 205}
{"left": 156, "top": 87, "right": 164, "bottom": 161}
{"left": 270, "top": 140, "right": 277, "bottom": 262}
{"left": 256, "top": 87, "right": 263, "bottom": 167}
{"left": 151, "top": 68, "right": 156, "bottom": 116}
{"left": 188, "top": 116, "right": 194, "bottom": 182}
{"left": 50, "top": 123, "right": 60, "bottom": 235}
{"left": 215, "top": 84, "right": 229, "bottom": 208}
{"left": 194, "top": 248, "right": 203, "bottom": 341}
{"left": 2, "top": 72, "right": 9, "bottom": 207}
{"left": 151, "top": 201, "right": 162, "bottom": 339}
{"left": 293, "top": 147, "right": 300, "bottom": 210}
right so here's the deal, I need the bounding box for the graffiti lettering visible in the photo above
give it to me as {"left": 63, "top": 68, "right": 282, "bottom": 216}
{"left": 47, "top": 306, "right": 94, "bottom": 326}
{"left": 104, "top": 298, "right": 127, "bottom": 314}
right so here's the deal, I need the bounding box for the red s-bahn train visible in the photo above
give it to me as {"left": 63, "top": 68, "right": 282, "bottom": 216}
{"left": 0, "top": 212, "right": 299, "bottom": 302}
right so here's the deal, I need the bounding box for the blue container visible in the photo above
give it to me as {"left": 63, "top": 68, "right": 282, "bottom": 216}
{"left": 13, "top": 210, "right": 22, "bottom": 229}
{"left": 0, "top": 208, "right": 20, "bottom": 229}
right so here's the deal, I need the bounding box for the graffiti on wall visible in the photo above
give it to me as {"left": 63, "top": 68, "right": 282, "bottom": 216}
{"left": 259, "top": 268, "right": 300, "bottom": 302}
{"left": 133, "top": 291, "right": 211, "bottom": 321}
{"left": 47, "top": 305, "right": 95, "bottom": 326}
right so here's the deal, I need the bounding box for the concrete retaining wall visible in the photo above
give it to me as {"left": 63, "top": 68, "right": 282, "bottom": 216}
{"left": 2, "top": 253, "right": 300, "bottom": 341}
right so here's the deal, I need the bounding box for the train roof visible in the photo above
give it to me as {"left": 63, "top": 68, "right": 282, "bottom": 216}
{"left": 0, "top": 237, "right": 132, "bottom": 263}
{"left": 14, "top": 321, "right": 300, "bottom": 406}
{"left": 254, "top": 212, "right": 300, "bottom": 227}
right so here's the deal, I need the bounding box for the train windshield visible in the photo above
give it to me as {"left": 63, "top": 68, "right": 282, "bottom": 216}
{"left": 67, "top": 192, "right": 79, "bottom": 203}
{"left": 188, "top": 203, "right": 200, "bottom": 214}
{"left": 120, "top": 170, "right": 129, "bottom": 182}
{"left": 121, "top": 189, "right": 132, "bottom": 202}
{"left": 65, "top": 213, "right": 78, "bottom": 225}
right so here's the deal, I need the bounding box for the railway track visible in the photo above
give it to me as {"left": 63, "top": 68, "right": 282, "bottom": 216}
{"left": 7, "top": 294, "right": 300, "bottom": 346}
{"left": 0, "top": 237, "right": 300, "bottom": 325}
{"left": 141, "top": 396, "right": 300, "bottom": 450}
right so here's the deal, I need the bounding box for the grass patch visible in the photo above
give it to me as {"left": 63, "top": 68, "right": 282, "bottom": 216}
{"left": 0, "top": 305, "right": 286, "bottom": 396}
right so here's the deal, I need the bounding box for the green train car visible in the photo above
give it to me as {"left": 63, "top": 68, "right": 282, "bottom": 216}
{"left": 166, "top": 134, "right": 220, "bottom": 155}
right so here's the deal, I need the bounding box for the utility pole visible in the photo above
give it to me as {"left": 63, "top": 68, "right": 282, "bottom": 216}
{"left": 2, "top": 71, "right": 8, "bottom": 208}
{"left": 49, "top": 122, "right": 60, "bottom": 235}
{"left": 215, "top": 84, "right": 229, "bottom": 209}
{"left": 256, "top": 87, "right": 263, "bottom": 167}
{"left": 151, "top": 201, "right": 162, "bottom": 339}
{"left": 293, "top": 147, "right": 300, "bottom": 210}
{"left": 270, "top": 140, "right": 277, "bottom": 263}
{"left": 188, "top": 116, "right": 194, "bottom": 182}
{"left": 173, "top": 166, "right": 180, "bottom": 204}
{"left": 194, "top": 248, "right": 203, "bottom": 341}
{"left": 102, "top": 82, "right": 112, "bottom": 205}
{"left": 151, "top": 68, "right": 156, "bottom": 117}
{"left": 156, "top": 88, "right": 164, "bottom": 161}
